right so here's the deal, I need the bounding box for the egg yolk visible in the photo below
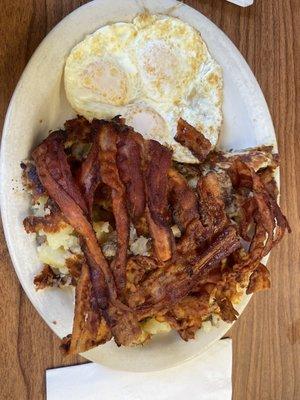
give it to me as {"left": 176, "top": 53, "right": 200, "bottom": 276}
{"left": 81, "top": 59, "right": 128, "bottom": 106}
{"left": 122, "top": 104, "right": 169, "bottom": 142}
{"left": 138, "top": 41, "right": 181, "bottom": 100}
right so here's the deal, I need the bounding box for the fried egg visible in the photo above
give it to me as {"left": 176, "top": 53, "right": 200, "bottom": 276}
{"left": 65, "top": 14, "right": 223, "bottom": 163}
{"left": 65, "top": 22, "right": 139, "bottom": 120}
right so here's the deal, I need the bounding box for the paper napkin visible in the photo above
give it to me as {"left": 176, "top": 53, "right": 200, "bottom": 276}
{"left": 226, "top": 0, "right": 253, "bottom": 6}
{"left": 46, "top": 339, "right": 232, "bottom": 400}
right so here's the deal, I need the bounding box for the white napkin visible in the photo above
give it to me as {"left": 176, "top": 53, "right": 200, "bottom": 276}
{"left": 226, "top": 0, "right": 253, "bottom": 6}
{"left": 46, "top": 339, "right": 232, "bottom": 400}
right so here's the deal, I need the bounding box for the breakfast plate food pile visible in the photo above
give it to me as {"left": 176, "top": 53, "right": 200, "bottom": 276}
{"left": 22, "top": 114, "right": 288, "bottom": 354}
{"left": 0, "top": 0, "right": 289, "bottom": 371}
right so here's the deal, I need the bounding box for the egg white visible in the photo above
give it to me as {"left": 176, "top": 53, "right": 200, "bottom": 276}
{"left": 180, "top": 58, "right": 223, "bottom": 150}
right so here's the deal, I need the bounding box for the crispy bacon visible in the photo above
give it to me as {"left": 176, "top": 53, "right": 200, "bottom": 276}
{"left": 34, "top": 131, "right": 89, "bottom": 214}
{"left": 229, "top": 160, "right": 290, "bottom": 257}
{"left": 145, "top": 140, "right": 175, "bottom": 261}
{"left": 175, "top": 118, "right": 212, "bottom": 162}
{"left": 208, "top": 146, "right": 279, "bottom": 172}
{"left": 32, "top": 130, "right": 143, "bottom": 346}
{"left": 129, "top": 226, "right": 240, "bottom": 313}
{"left": 161, "top": 295, "right": 210, "bottom": 341}
{"left": 217, "top": 297, "right": 239, "bottom": 323}
{"left": 77, "top": 139, "right": 101, "bottom": 215}
{"left": 168, "top": 168, "right": 199, "bottom": 231}
{"left": 258, "top": 167, "right": 278, "bottom": 199}
{"left": 98, "top": 123, "right": 130, "bottom": 293}
{"left": 25, "top": 117, "right": 290, "bottom": 352}
{"left": 146, "top": 140, "right": 172, "bottom": 220}
{"left": 126, "top": 256, "right": 159, "bottom": 287}
{"left": 81, "top": 241, "right": 110, "bottom": 310}
{"left": 168, "top": 168, "right": 207, "bottom": 254}
{"left": 103, "top": 304, "right": 142, "bottom": 347}
{"left": 62, "top": 263, "right": 111, "bottom": 355}
{"left": 83, "top": 242, "right": 143, "bottom": 346}
{"left": 176, "top": 219, "right": 207, "bottom": 254}
{"left": 116, "top": 134, "right": 146, "bottom": 222}
{"left": 246, "top": 263, "right": 271, "bottom": 294}
{"left": 197, "top": 172, "right": 229, "bottom": 237}
{"left": 238, "top": 197, "right": 257, "bottom": 241}
{"left": 64, "top": 116, "right": 93, "bottom": 144}
{"left": 32, "top": 131, "right": 117, "bottom": 303}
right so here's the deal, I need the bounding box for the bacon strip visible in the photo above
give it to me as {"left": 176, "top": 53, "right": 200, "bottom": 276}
{"left": 82, "top": 244, "right": 142, "bottom": 345}
{"left": 77, "top": 140, "right": 101, "bottom": 215}
{"left": 168, "top": 168, "right": 207, "bottom": 254}
{"left": 98, "top": 123, "right": 130, "bottom": 293}
{"left": 116, "top": 134, "right": 146, "bottom": 222}
{"left": 38, "top": 131, "right": 89, "bottom": 214}
{"left": 128, "top": 226, "right": 240, "bottom": 313}
{"left": 81, "top": 241, "right": 110, "bottom": 310}
{"left": 175, "top": 118, "right": 212, "bottom": 162}
{"left": 229, "top": 160, "right": 290, "bottom": 256}
{"left": 176, "top": 219, "right": 207, "bottom": 255}
{"left": 168, "top": 168, "right": 199, "bottom": 231}
{"left": 145, "top": 140, "right": 175, "bottom": 261}
{"left": 62, "top": 263, "right": 111, "bottom": 355}
{"left": 33, "top": 132, "right": 143, "bottom": 346}
{"left": 208, "top": 146, "right": 279, "bottom": 172}
{"left": 258, "top": 167, "right": 278, "bottom": 199}
{"left": 64, "top": 116, "right": 93, "bottom": 144}
{"left": 32, "top": 131, "right": 117, "bottom": 304}
{"left": 216, "top": 159, "right": 291, "bottom": 295}
{"left": 197, "top": 172, "right": 229, "bottom": 237}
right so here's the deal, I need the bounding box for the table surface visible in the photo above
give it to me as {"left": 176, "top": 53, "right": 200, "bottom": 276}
{"left": 0, "top": 0, "right": 299, "bottom": 399}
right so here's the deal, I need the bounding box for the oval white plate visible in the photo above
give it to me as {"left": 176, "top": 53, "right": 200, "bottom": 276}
{"left": 0, "top": 0, "right": 276, "bottom": 372}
